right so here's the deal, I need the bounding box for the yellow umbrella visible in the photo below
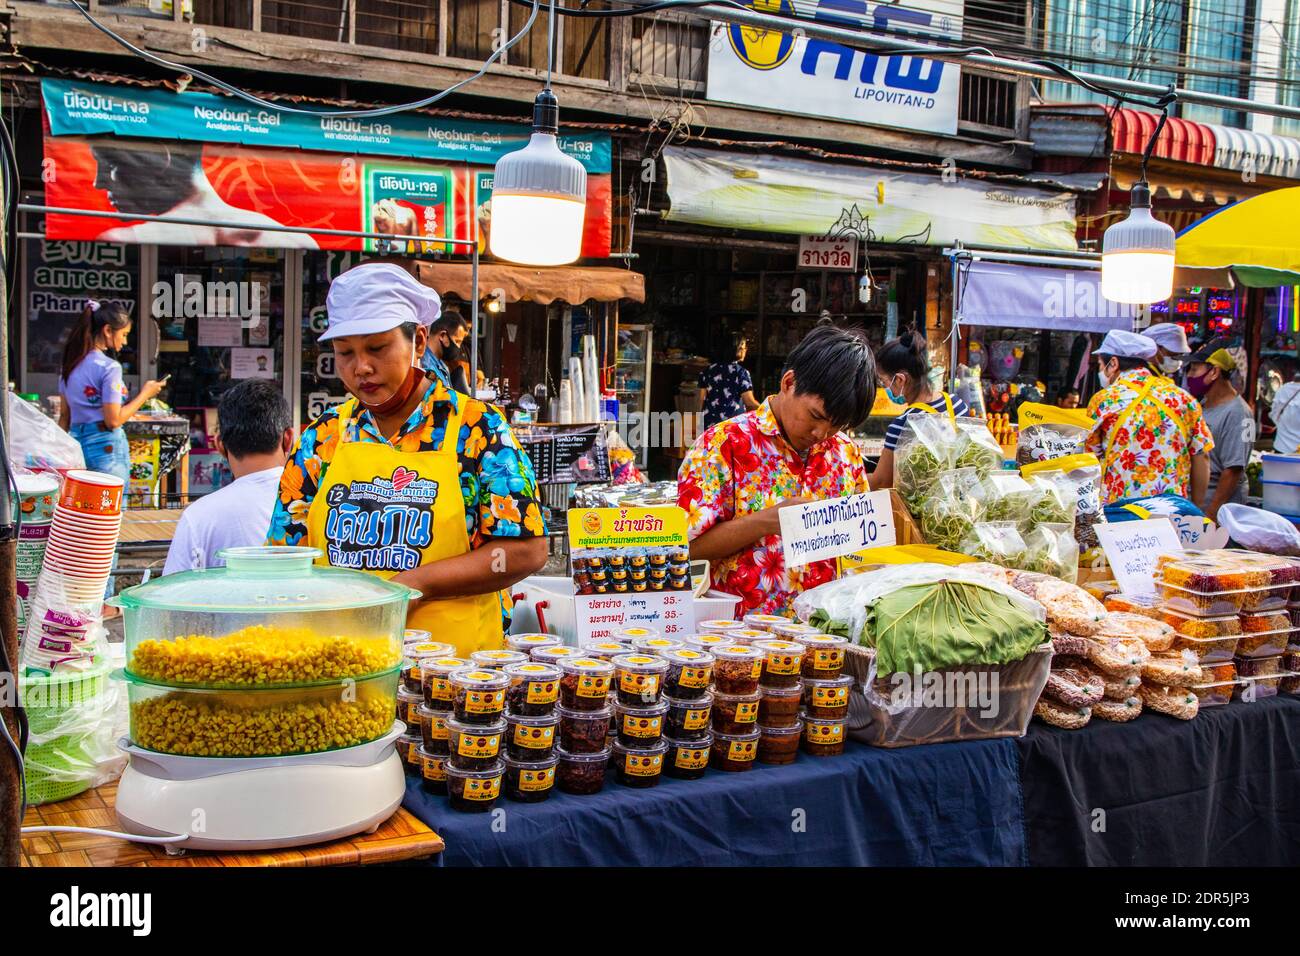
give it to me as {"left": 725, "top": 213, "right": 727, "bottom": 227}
{"left": 1175, "top": 185, "right": 1300, "bottom": 287}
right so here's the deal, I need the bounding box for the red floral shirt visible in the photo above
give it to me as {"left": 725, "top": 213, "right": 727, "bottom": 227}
{"left": 677, "top": 399, "right": 870, "bottom": 615}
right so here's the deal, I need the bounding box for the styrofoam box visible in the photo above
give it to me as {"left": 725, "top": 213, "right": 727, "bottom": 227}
{"left": 1262, "top": 454, "right": 1300, "bottom": 485}
{"left": 509, "top": 575, "right": 741, "bottom": 645}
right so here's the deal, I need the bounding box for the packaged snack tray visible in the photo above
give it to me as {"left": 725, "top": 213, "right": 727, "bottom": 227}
{"left": 1189, "top": 680, "right": 1238, "bottom": 708}
{"left": 1235, "top": 611, "right": 1295, "bottom": 659}
{"left": 1102, "top": 592, "right": 1163, "bottom": 619}
{"left": 1281, "top": 651, "right": 1300, "bottom": 694}
{"left": 1158, "top": 608, "right": 1241, "bottom": 664}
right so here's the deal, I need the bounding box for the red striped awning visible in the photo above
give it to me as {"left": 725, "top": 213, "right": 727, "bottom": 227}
{"left": 1111, "top": 108, "right": 1216, "bottom": 166}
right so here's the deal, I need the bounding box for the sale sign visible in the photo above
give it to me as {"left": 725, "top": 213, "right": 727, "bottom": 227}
{"left": 779, "top": 492, "right": 897, "bottom": 568}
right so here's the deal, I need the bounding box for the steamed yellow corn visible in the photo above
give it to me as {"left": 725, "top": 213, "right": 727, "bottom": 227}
{"left": 128, "top": 625, "right": 400, "bottom": 686}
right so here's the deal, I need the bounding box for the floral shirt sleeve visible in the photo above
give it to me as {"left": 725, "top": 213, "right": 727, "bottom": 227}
{"left": 678, "top": 422, "right": 736, "bottom": 540}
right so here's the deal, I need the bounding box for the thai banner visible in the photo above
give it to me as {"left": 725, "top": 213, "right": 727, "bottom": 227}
{"left": 42, "top": 78, "right": 612, "bottom": 173}
{"left": 41, "top": 132, "right": 613, "bottom": 256}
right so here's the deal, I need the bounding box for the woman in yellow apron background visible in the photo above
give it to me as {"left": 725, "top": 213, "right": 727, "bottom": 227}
{"left": 267, "top": 262, "right": 548, "bottom": 655}
{"left": 869, "top": 329, "right": 970, "bottom": 489}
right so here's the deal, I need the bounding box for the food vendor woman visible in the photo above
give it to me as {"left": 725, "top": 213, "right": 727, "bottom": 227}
{"left": 868, "top": 330, "right": 969, "bottom": 490}
{"left": 677, "top": 326, "right": 877, "bottom": 615}
{"left": 267, "top": 263, "right": 547, "bottom": 654}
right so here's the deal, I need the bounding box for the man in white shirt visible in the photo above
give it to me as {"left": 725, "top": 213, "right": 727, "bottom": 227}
{"left": 164, "top": 379, "right": 293, "bottom": 574}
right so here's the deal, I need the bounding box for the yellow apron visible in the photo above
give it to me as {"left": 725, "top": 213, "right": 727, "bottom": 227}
{"left": 908, "top": 392, "right": 956, "bottom": 420}
{"left": 304, "top": 398, "right": 503, "bottom": 656}
{"left": 1102, "top": 378, "right": 1188, "bottom": 473}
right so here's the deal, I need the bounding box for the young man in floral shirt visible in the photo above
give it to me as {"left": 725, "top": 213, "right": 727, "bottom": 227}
{"left": 677, "top": 326, "right": 877, "bottom": 615}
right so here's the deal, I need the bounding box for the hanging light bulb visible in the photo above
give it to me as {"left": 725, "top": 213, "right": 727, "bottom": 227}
{"left": 489, "top": 88, "right": 587, "bottom": 265}
{"left": 1101, "top": 180, "right": 1175, "bottom": 305}
{"left": 857, "top": 273, "right": 873, "bottom": 305}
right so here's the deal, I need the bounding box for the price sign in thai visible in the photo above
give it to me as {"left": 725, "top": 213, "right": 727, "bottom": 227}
{"left": 568, "top": 506, "right": 695, "bottom": 639}
{"left": 779, "top": 491, "right": 896, "bottom": 568}
{"left": 1096, "top": 518, "right": 1183, "bottom": 596}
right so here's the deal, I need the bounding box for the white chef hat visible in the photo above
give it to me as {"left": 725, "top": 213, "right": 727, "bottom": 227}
{"left": 1095, "top": 329, "right": 1157, "bottom": 360}
{"left": 321, "top": 263, "right": 441, "bottom": 342}
{"left": 1143, "top": 322, "right": 1191, "bottom": 355}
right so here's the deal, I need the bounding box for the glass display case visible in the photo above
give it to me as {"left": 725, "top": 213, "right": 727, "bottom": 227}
{"left": 615, "top": 323, "right": 653, "bottom": 467}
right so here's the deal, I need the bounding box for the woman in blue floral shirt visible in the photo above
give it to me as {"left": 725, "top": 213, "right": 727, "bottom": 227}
{"left": 699, "top": 333, "right": 759, "bottom": 427}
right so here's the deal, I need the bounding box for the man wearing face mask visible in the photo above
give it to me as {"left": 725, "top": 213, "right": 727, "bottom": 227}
{"left": 1143, "top": 322, "right": 1193, "bottom": 382}
{"left": 1185, "top": 345, "right": 1254, "bottom": 519}
{"left": 1086, "top": 329, "right": 1213, "bottom": 506}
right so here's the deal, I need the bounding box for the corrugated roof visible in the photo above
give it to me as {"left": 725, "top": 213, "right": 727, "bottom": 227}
{"left": 1111, "top": 108, "right": 1216, "bottom": 166}
{"left": 1203, "top": 123, "right": 1300, "bottom": 179}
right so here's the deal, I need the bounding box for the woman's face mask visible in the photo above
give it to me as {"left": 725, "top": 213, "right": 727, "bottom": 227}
{"left": 883, "top": 374, "right": 907, "bottom": 406}
{"left": 1186, "top": 367, "right": 1215, "bottom": 399}
{"left": 1158, "top": 355, "right": 1183, "bottom": 375}
{"left": 1098, "top": 359, "right": 1117, "bottom": 387}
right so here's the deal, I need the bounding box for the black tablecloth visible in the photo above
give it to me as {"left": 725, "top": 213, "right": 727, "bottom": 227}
{"left": 1017, "top": 694, "right": 1300, "bottom": 866}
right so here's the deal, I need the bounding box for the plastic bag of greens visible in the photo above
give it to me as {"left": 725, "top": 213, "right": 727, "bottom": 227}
{"left": 952, "top": 417, "right": 1004, "bottom": 479}
{"left": 1023, "top": 522, "right": 1079, "bottom": 583}
{"left": 1022, "top": 453, "right": 1104, "bottom": 564}
{"left": 1026, "top": 471, "right": 1077, "bottom": 527}
{"left": 1014, "top": 402, "right": 1093, "bottom": 467}
{"left": 973, "top": 471, "right": 1040, "bottom": 531}
{"left": 959, "top": 520, "right": 1029, "bottom": 569}
{"left": 894, "top": 412, "right": 957, "bottom": 511}
{"left": 918, "top": 468, "right": 984, "bottom": 551}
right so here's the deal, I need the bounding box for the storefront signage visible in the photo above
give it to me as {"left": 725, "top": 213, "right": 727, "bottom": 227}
{"left": 797, "top": 235, "right": 858, "bottom": 270}
{"left": 42, "top": 79, "right": 611, "bottom": 173}
{"left": 958, "top": 261, "right": 1140, "bottom": 333}
{"left": 1096, "top": 518, "right": 1183, "bottom": 597}
{"left": 705, "top": 1, "right": 963, "bottom": 137}
{"left": 779, "top": 491, "right": 896, "bottom": 568}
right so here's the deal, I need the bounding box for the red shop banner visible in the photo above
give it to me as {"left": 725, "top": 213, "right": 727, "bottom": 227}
{"left": 42, "top": 133, "right": 613, "bottom": 258}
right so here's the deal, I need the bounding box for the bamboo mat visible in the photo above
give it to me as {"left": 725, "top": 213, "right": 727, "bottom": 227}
{"left": 21, "top": 782, "right": 444, "bottom": 867}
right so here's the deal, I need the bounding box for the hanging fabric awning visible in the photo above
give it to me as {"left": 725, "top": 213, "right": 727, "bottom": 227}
{"left": 416, "top": 262, "right": 645, "bottom": 304}
{"left": 958, "top": 260, "right": 1139, "bottom": 332}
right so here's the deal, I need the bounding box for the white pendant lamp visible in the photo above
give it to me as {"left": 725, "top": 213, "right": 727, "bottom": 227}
{"left": 489, "top": 86, "right": 587, "bottom": 266}
{"left": 1101, "top": 180, "right": 1176, "bottom": 305}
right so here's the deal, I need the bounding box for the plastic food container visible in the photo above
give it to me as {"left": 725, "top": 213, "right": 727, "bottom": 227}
{"left": 661, "top": 648, "right": 714, "bottom": 699}
{"left": 663, "top": 693, "right": 713, "bottom": 740}
{"left": 1234, "top": 655, "right": 1291, "bottom": 700}
{"left": 802, "top": 675, "right": 854, "bottom": 719}
{"left": 470, "top": 649, "right": 529, "bottom": 670}
{"left": 1103, "top": 593, "right": 1163, "bottom": 618}
{"left": 416, "top": 745, "right": 448, "bottom": 795}
{"left": 612, "top": 699, "right": 668, "bottom": 748}
{"left": 403, "top": 628, "right": 431, "bottom": 646}
{"left": 758, "top": 722, "right": 802, "bottom": 765}
{"left": 1159, "top": 608, "right": 1242, "bottom": 664}
{"left": 446, "top": 717, "right": 506, "bottom": 771}
{"left": 1289, "top": 602, "right": 1300, "bottom": 632}
{"left": 395, "top": 730, "right": 421, "bottom": 768}
{"left": 557, "top": 705, "right": 612, "bottom": 754}
{"left": 711, "top": 690, "right": 760, "bottom": 734}
{"left": 446, "top": 761, "right": 505, "bottom": 812}
{"left": 579, "top": 641, "right": 630, "bottom": 662}
{"left": 801, "top": 716, "right": 847, "bottom": 756}
{"left": 616, "top": 626, "right": 659, "bottom": 643}
{"left": 611, "top": 654, "right": 669, "bottom": 705}
{"left": 450, "top": 669, "right": 509, "bottom": 725}
{"left": 1281, "top": 651, "right": 1300, "bottom": 694}
{"left": 1157, "top": 579, "right": 1250, "bottom": 617}
{"left": 503, "top": 754, "right": 558, "bottom": 803}
{"left": 1236, "top": 612, "right": 1295, "bottom": 659}
{"left": 684, "top": 633, "right": 735, "bottom": 651}
{"left": 505, "top": 633, "right": 561, "bottom": 655}
{"left": 531, "top": 645, "right": 582, "bottom": 666}
{"left": 725, "top": 627, "right": 770, "bottom": 645}
{"left": 795, "top": 634, "right": 849, "bottom": 680}
{"left": 1189, "top": 681, "right": 1238, "bottom": 708}
{"left": 420, "top": 657, "right": 467, "bottom": 710}
{"left": 709, "top": 729, "right": 760, "bottom": 772}
{"left": 557, "top": 656, "right": 614, "bottom": 710}
{"left": 757, "top": 684, "right": 802, "bottom": 728}
{"left": 664, "top": 734, "right": 712, "bottom": 780}
{"left": 743, "top": 613, "right": 792, "bottom": 632}
{"left": 396, "top": 685, "right": 423, "bottom": 729}
{"left": 712, "top": 645, "right": 764, "bottom": 695}
{"left": 556, "top": 746, "right": 610, "bottom": 794}
{"left": 504, "top": 711, "right": 559, "bottom": 761}
{"left": 403, "top": 643, "right": 457, "bottom": 692}
{"left": 611, "top": 739, "right": 668, "bottom": 788}
{"left": 503, "top": 662, "right": 561, "bottom": 717}
{"left": 697, "top": 619, "right": 741, "bottom": 635}
{"left": 771, "top": 622, "right": 822, "bottom": 640}
{"left": 417, "top": 704, "right": 451, "bottom": 754}
{"left": 1082, "top": 579, "right": 1122, "bottom": 600}
{"left": 753, "top": 639, "right": 805, "bottom": 688}
{"left": 632, "top": 637, "right": 684, "bottom": 657}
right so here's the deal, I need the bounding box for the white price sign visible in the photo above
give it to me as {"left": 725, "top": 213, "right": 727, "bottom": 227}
{"left": 779, "top": 491, "right": 896, "bottom": 568}
{"left": 576, "top": 591, "right": 694, "bottom": 641}
{"left": 1096, "top": 518, "right": 1183, "bottom": 596}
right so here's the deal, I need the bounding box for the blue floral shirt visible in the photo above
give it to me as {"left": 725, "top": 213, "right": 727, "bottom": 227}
{"left": 700, "top": 361, "right": 754, "bottom": 427}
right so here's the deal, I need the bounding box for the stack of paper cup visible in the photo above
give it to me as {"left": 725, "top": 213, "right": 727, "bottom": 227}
{"left": 11, "top": 472, "right": 60, "bottom": 636}
{"left": 21, "top": 470, "right": 124, "bottom": 674}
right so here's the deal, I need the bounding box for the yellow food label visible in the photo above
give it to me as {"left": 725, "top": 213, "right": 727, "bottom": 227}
{"left": 427, "top": 676, "right": 454, "bottom": 701}
{"left": 764, "top": 653, "right": 800, "bottom": 675}
{"left": 513, "top": 723, "right": 555, "bottom": 749}
{"left": 619, "top": 672, "right": 661, "bottom": 695}
{"left": 683, "top": 707, "right": 710, "bottom": 731}
{"left": 674, "top": 746, "right": 709, "bottom": 770}
{"left": 677, "top": 665, "right": 711, "bottom": 689}
{"left": 405, "top": 701, "right": 422, "bottom": 723}
{"left": 622, "top": 714, "right": 663, "bottom": 738}
{"left": 812, "top": 648, "right": 844, "bottom": 669}
{"left": 409, "top": 664, "right": 424, "bottom": 683}
{"left": 806, "top": 722, "right": 845, "bottom": 744}
{"left": 733, "top": 701, "right": 759, "bottom": 724}
{"left": 457, "top": 731, "right": 502, "bottom": 758}
{"left": 421, "top": 755, "right": 447, "bottom": 781}
{"left": 812, "top": 686, "right": 849, "bottom": 709}
{"left": 749, "top": 661, "right": 763, "bottom": 680}
{"left": 463, "top": 777, "right": 502, "bottom": 801}
{"left": 525, "top": 680, "right": 559, "bottom": 705}
{"left": 577, "top": 675, "right": 611, "bottom": 698}
{"left": 624, "top": 752, "right": 664, "bottom": 776}
{"left": 726, "top": 740, "right": 757, "bottom": 762}
{"left": 427, "top": 714, "right": 451, "bottom": 741}
{"left": 465, "top": 689, "right": 505, "bottom": 713}
{"left": 518, "top": 767, "right": 556, "bottom": 792}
